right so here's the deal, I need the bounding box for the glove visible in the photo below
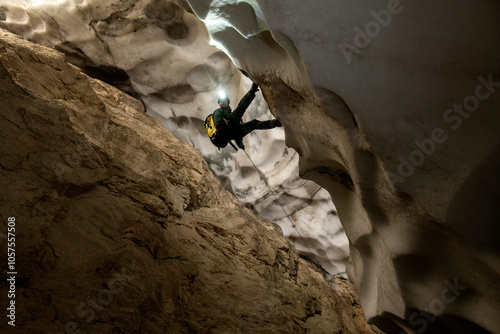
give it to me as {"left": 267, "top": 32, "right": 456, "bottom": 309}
{"left": 250, "top": 83, "right": 259, "bottom": 93}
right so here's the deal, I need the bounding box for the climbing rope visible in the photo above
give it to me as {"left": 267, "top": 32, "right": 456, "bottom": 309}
{"left": 241, "top": 149, "right": 294, "bottom": 224}
{"left": 195, "top": 38, "right": 220, "bottom": 89}
{"left": 241, "top": 149, "right": 318, "bottom": 258}
{"left": 196, "top": 38, "right": 320, "bottom": 265}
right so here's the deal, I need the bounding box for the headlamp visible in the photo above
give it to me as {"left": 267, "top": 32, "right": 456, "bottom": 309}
{"left": 217, "top": 90, "right": 230, "bottom": 104}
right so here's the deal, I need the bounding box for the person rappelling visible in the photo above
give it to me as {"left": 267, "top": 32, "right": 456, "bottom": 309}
{"left": 205, "top": 83, "right": 282, "bottom": 150}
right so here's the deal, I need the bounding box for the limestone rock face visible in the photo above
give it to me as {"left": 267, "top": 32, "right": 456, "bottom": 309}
{"left": 0, "top": 29, "right": 378, "bottom": 334}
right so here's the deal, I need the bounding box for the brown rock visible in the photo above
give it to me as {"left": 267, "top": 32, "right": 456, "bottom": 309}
{"left": 0, "top": 29, "right": 379, "bottom": 334}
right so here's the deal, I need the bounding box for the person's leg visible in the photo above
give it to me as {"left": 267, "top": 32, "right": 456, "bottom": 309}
{"left": 234, "top": 136, "right": 245, "bottom": 150}
{"left": 241, "top": 119, "right": 281, "bottom": 136}
{"left": 233, "top": 119, "right": 281, "bottom": 150}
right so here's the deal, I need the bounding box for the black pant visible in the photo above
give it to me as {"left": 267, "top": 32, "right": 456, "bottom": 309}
{"left": 238, "top": 119, "right": 278, "bottom": 137}
{"left": 231, "top": 119, "right": 278, "bottom": 149}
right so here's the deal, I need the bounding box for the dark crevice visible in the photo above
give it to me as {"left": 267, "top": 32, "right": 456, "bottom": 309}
{"left": 54, "top": 42, "right": 143, "bottom": 103}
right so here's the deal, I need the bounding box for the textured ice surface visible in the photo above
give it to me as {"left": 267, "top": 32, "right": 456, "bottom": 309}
{"left": 0, "top": 0, "right": 349, "bottom": 276}
{"left": 183, "top": 0, "right": 500, "bottom": 333}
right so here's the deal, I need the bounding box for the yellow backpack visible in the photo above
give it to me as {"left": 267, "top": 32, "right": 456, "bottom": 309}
{"left": 205, "top": 114, "right": 236, "bottom": 150}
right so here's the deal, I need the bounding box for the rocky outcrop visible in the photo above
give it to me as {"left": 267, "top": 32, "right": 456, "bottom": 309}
{"left": 0, "top": 29, "right": 379, "bottom": 334}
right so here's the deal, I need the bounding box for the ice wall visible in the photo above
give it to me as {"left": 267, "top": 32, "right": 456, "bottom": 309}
{"left": 0, "top": 0, "right": 349, "bottom": 276}
{"left": 181, "top": 0, "right": 500, "bottom": 333}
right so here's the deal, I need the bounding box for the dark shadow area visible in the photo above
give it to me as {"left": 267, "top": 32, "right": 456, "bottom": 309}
{"left": 371, "top": 310, "right": 493, "bottom": 334}
{"left": 369, "top": 313, "right": 405, "bottom": 334}
{"left": 56, "top": 42, "right": 144, "bottom": 102}
{"left": 389, "top": 201, "right": 498, "bottom": 333}
{"left": 445, "top": 144, "right": 500, "bottom": 258}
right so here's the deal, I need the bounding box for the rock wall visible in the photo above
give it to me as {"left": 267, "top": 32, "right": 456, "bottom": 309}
{"left": 0, "top": 0, "right": 350, "bottom": 278}
{"left": 181, "top": 0, "right": 500, "bottom": 333}
{"left": 0, "top": 29, "right": 379, "bottom": 334}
